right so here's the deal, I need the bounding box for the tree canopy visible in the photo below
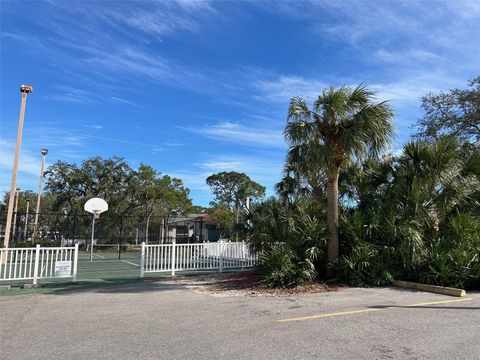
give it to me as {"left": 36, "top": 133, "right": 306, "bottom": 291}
{"left": 415, "top": 76, "right": 480, "bottom": 146}
{"left": 206, "top": 171, "right": 265, "bottom": 222}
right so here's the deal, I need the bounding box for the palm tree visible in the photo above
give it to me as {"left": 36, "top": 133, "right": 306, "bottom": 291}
{"left": 285, "top": 85, "right": 394, "bottom": 261}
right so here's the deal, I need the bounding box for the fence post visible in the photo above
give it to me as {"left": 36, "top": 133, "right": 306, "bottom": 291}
{"left": 219, "top": 240, "right": 223, "bottom": 273}
{"left": 140, "top": 242, "right": 145, "bottom": 278}
{"left": 72, "top": 243, "right": 79, "bottom": 282}
{"left": 32, "top": 244, "right": 40, "bottom": 285}
{"left": 242, "top": 241, "right": 245, "bottom": 269}
{"left": 171, "top": 238, "right": 176, "bottom": 276}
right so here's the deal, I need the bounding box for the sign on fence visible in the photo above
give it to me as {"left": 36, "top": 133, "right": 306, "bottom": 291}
{"left": 54, "top": 261, "right": 72, "bottom": 277}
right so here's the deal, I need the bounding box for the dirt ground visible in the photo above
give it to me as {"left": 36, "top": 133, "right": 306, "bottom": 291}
{"left": 169, "top": 272, "right": 347, "bottom": 297}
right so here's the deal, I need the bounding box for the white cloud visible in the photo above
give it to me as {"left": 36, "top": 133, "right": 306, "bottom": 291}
{"left": 0, "top": 139, "right": 45, "bottom": 191}
{"left": 82, "top": 124, "right": 103, "bottom": 130}
{"left": 180, "top": 121, "right": 285, "bottom": 148}
{"left": 253, "top": 75, "right": 328, "bottom": 103}
{"left": 251, "top": 70, "right": 465, "bottom": 107}
{"left": 374, "top": 49, "right": 444, "bottom": 65}
{"left": 43, "top": 85, "right": 97, "bottom": 104}
{"left": 110, "top": 96, "right": 142, "bottom": 108}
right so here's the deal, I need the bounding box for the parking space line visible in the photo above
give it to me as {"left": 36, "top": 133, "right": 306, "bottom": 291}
{"left": 277, "top": 298, "right": 473, "bottom": 323}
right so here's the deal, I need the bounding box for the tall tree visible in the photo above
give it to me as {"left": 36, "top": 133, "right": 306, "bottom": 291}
{"left": 132, "top": 164, "right": 191, "bottom": 243}
{"left": 285, "top": 85, "right": 393, "bottom": 261}
{"left": 46, "top": 157, "right": 136, "bottom": 241}
{"left": 415, "top": 76, "right": 480, "bottom": 146}
{"left": 206, "top": 171, "right": 265, "bottom": 224}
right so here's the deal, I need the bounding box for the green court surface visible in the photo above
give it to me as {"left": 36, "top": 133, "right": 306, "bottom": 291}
{"left": 77, "top": 249, "right": 142, "bottom": 280}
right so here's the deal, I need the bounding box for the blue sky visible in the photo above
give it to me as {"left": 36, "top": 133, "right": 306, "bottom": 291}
{"left": 1, "top": 0, "right": 479, "bottom": 206}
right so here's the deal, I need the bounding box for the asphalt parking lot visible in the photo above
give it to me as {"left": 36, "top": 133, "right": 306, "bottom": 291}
{"left": 1, "top": 280, "right": 479, "bottom": 360}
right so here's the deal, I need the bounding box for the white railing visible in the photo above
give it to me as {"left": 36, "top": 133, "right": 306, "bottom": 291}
{"left": 141, "top": 241, "right": 257, "bottom": 277}
{"left": 0, "top": 244, "right": 79, "bottom": 284}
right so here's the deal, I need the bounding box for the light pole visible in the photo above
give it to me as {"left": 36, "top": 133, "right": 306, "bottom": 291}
{"left": 2, "top": 85, "right": 32, "bottom": 253}
{"left": 32, "top": 148, "right": 48, "bottom": 240}
{"left": 24, "top": 200, "right": 30, "bottom": 241}
{"left": 12, "top": 187, "right": 21, "bottom": 244}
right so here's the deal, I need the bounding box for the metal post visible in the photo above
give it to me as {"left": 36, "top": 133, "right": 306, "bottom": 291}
{"left": 3, "top": 85, "right": 32, "bottom": 255}
{"left": 12, "top": 188, "right": 20, "bottom": 244}
{"left": 171, "top": 238, "right": 176, "bottom": 276}
{"left": 24, "top": 200, "right": 30, "bottom": 241}
{"left": 140, "top": 242, "right": 145, "bottom": 278}
{"left": 33, "top": 244, "right": 40, "bottom": 285}
{"left": 90, "top": 216, "right": 95, "bottom": 262}
{"left": 73, "top": 243, "right": 79, "bottom": 282}
{"left": 118, "top": 216, "right": 123, "bottom": 260}
{"left": 32, "top": 149, "right": 48, "bottom": 240}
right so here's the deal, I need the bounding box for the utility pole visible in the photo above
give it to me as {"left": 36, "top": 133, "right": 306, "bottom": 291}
{"left": 2, "top": 85, "right": 32, "bottom": 254}
{"left": 12, "top": 187, "right": 21, "bottom": 243}
{"left": 32, "top": 148, "right": 48, "bottom": 240}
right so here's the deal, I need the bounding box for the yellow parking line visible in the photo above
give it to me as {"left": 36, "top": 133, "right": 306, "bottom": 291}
{"left": 277, "top": 297, "right": 473, "bottom": 323}
{"left": 401, "top": 298, "right": 472, "bottom": 307}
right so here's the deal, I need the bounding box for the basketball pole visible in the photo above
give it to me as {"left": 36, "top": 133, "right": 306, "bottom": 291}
{"left": 84, "top": 198, "right": 108, "bottom": 262}
{"left": 90, "top": 215, "right": 95, "bottom": 262}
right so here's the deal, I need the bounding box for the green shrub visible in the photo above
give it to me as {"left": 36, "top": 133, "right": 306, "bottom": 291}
{"left": 258, "top": 244, "right": 316, "bottom": 288}
{"left": 418, "top": 248, "right": 480, "bottom": 289}
{"left": 333, "top": 243, "right": 396, "bottom": 286}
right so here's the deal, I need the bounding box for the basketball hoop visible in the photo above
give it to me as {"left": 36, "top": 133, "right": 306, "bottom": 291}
{"left": 84, "top": 198, "right": 108, "bottom": 216}
{"left": 84, "top": 198, "right": 108, "bottom": 262}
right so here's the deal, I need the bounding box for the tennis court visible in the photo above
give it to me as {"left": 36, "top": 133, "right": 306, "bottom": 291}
{"left": 76, "top": 244, "right": 142, "bottom": 281}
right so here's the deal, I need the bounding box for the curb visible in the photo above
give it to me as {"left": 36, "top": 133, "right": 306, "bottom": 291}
{"left": 393, "top": 280, "right": 466, "bottom": 297}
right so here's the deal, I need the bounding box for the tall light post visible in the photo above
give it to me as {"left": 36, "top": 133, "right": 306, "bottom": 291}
{"left": 2, "top": 85, "right": 32, "bottom": 253}
{"left": 32, "top": 148, "right": 48, "bottom": 241}
{"left": 24, "top": 200, "right": 30, "bottom": 241}
{"left": 12, "top": 187, "right": 21, "bottom": 243}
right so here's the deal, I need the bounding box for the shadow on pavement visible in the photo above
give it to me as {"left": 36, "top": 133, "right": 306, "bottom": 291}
{"left": 0, "top": 277, "right": 190, "bottom": 296}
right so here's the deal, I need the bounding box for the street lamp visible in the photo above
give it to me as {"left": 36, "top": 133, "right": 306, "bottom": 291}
{"left": 32, "top": 148, "right": 48, "bottom": 240}
{"left": 2, "top": 85, "right": 32, "bottom": 252}
{"left": 12, "top": 187, "right": 21, "bottom": 244}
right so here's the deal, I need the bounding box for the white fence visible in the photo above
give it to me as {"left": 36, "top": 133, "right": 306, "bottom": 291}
{"left": 0, "top": 244, "right": 79, "bottom": 284}
{"left": 141, "top": 241, "right": 257, "bottom": 277}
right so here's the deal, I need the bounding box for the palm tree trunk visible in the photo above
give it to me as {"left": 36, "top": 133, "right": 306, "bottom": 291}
{"left": 326, "top": 168, "right": 340, "bottom": 262}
